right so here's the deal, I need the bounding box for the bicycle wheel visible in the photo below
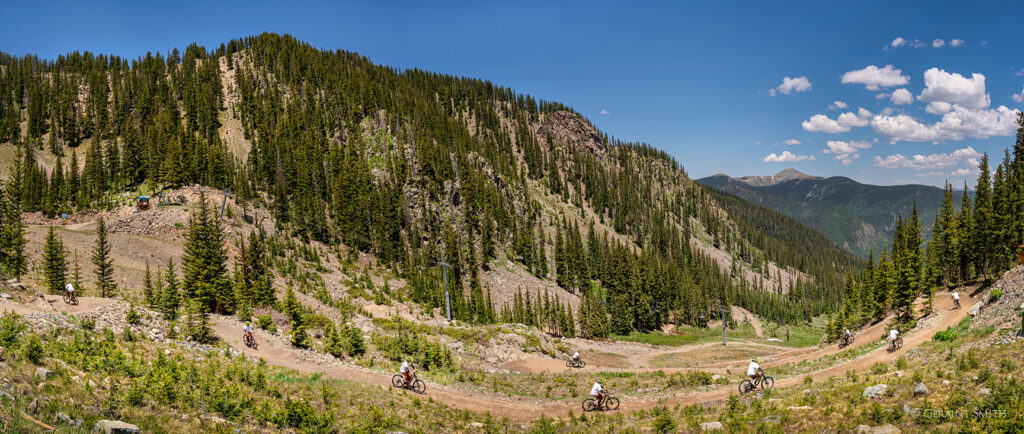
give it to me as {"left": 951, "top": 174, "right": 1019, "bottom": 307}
{"left": 63, "top": 293, "right": 70, "bottom": 304}
{"left": 604, "top": 397, "right": 619, "bottom": 410}
{"left": 579, "top": 360, "right": 586, "bottom": 368}
{"left": 896, "top": 338, "right": 903, "bottom": 349}
{"left": 412, "top": 380, "right": 426, "bottom": 394}
{"left": 71, "top": 294, "right": 77, "bottom": 305}
{"left": 738, "top": 380, "right": 754, "bottom": 395}
{"left": 392, "top": 374, "right": 404, "bottom": 388}
{"left": 566, "top": 360, "right": 573, "bottom": 367}
{"left": 762, "top": 377, "right": 774, "bottom": 391}
{"left": 582, "top": 398, "right": 597, "bottom": 412}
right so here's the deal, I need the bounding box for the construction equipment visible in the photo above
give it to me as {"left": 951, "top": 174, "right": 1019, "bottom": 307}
{"left": 135, "top": 196, "right": 151, "bottom": 211}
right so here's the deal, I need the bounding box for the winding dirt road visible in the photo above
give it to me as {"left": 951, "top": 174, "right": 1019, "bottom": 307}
{"left": 0, "top": 289, "right": 978, "bottom": 421}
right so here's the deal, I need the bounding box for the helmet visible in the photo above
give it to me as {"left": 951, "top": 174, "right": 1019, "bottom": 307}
{"left": 752, "top": 357, "right": 759, "bottom": 362}
{"left": 597, "top": 378, "right": 603, "bottom": 384}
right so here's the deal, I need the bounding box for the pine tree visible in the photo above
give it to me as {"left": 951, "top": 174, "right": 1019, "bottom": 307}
{"left": 182, "top": 190, "right": 233, "bottom": 313}
{"left": 143, "top": 262, "right": 155, "bottom": 307}
{"left": 957, "top": 183, "right": 973, "bottom": 283}
{"left": 92, "top": 216, "right": 115, "bottom": 297}
{"left": 972, "top": 154, "right": 993, "bottom": 279}
{"left": 162, "top": 259, "right": 180, "bottom": 320}
{"left": 0, "top": 186, "right": 27, "bottom": 280}
{"left": 42, "top": 226, "right": 68, "bottom": 294}
{"left": 283, "top": 283, "right": 307, "bottom": 347}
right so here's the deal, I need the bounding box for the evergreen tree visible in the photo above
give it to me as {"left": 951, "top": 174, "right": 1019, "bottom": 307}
{"left": 283, "top": 283, "right": 307, "bottom": 347}
{"left": 0, "top": 187, "right": 27, "bottom": 280}
{"left": 182, "top": 191, "right": 233, "bottom": 313}
{"left": 42, "top": 226, "right": 68, "bottom": 294}
{"left": 972, "top": 154, "right": 994, "bottom": 279}
{"left": 92, "top": 216, "right": 115, "bottom": 297}
{"left": 162, "top": 259, "right": 180, "bottom": 320}
{"left": 143, "top": 262, "right": 155, "bottom": 308}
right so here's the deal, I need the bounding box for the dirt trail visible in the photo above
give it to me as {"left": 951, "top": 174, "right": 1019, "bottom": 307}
{"left": 0, "top": 289, "right": 979, "bottom": 421}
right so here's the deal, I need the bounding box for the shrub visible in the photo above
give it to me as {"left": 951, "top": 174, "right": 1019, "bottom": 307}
{"left": 0, "top": 313, "right": 26, "bottom": 348}
{"left": 343, "top": 326, "right": 365, "bottom": 357}
{"left": 896, "top": 356, "right": 909, "bottom": 370}
{"left": 652, "top": 406, "right": 677, "bottom": 433}
{"left": 933, "top": 329, "right": 958, "bottom": 342}
{"left": 126, "top": 306, "right": 141, "bottom": 325}
{"left": 870, "top": 362, "right": 888, "bottom": 375}
{"left": 255, "top": 314, "right": 276, "bottom": 333}
{"left": 989, "top": 289, "right": 1003, "bottom": 302}
{"left": 81, "top": 317, "right": 96, "bottom": 331}
{"left": 956, "top": 350, "right": 981, "bottom": 371}
{"left": 22, "top": 334, "right": 44, "bottom": 364}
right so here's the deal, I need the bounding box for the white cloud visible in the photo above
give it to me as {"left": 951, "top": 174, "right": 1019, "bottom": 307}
{"left": 764, "top": 151, "right": 815, "bottom": 163}
{"left": 599, "top": 110, "right": 610, "bottom": 115}
{"left": 925, "top": 101, "right": 952, "bottom": 115}
{"left": 876, "top": 92, "right": 890, "bottom": 100}
{"left": 822, "top": 140, "right": 871, "bottom": 165}
{"left": 951, "top": 168, "right": 974, "bottom": 176}
{"left": 770, "top": 76, "right": 812, "bottom": 96}
{"left": 891, "top": 88, "right": 913, "bottom": 105}
{"left": 917, "top": 68, "right": 990, "bottom": 109}
{"left": 871, "top": 106, "right": 1019, "bottom": 143}
{"left": 841, "top": 65, "right": 910, "bottom": 91}
{"left": 782, "top": 139, "right": 802, "bottom": 145}
{"left": 828, "top": 100, "right": 848, "bottom": 110}
{"left": 950, "top": 39, "right": 965, "bottom": 47}
{"left": 1013, "top": 86, "right": 1024, "bottom": 103}
{"left": 802, "top": 109, "right": 871, "bottom": 133}
{"left": 891, "top": 37, "right": 906, "bottom": 48}
{"left": 933, "top": 39, "right": 945, "bottom": 48}
{"left": 873, "top": 146, "right": 981, "bottom": 169}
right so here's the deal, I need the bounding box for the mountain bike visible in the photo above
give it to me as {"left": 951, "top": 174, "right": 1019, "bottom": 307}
{"left": 566, "top": 359, "right": 586, "bottom": 368}
{"left": 838, "top": 334, "right": 854, "bottom": 349}
{"left": 392, "top": 371, "right": 426, "bottom": 394}
{"left": 739, "top": 368, "right": 774, "bottom": 394}
{"left": 887, "top": 337, "right": 903, "bottom": 353}
{"left": 244, "top": 332, "right": 258, "bottom": 350}
{"left": 582, "top": 393, "right": 619, "bottom": 411}
{"left": 953, "top": 299, "right": 961, "bottom": 310}
{"left": 63, "top": 291, "right": 77, "bottom": 305}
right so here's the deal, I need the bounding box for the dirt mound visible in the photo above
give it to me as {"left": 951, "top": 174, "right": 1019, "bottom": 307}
{"left": 536, "top": 111, "right": 604, "bottom": 155}
{"left": 107, "top": 207, "right": 191, "bottom": 237}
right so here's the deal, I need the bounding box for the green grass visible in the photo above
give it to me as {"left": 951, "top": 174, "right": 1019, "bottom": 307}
{"left": 613, "top": 319, "right": 823, "bottom": 349}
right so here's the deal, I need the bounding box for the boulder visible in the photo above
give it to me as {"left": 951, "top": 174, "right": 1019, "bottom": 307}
{"left": 855, "top": 424, "right": 901, "bottom": 434}
{"left": 979, "top": 387, "right": 992, "bottom": 396}
{"left": 701, "top": 421, "right": 724, "bottom": 431}
{"left": 862, "top": 384, "right": 888, "bottom": 399}
{"left": 787, "top": 406, "right": 812, "bottom": 411}
{"left": 469, "top": 422, "right": 485, "bottom": 428}
{"left": 941, "top": 380, "right": 950, "bottom": 386}
{"left": 92, "top": 419, "right": 141, "bottom": 434}
{"left": 0, "top": 390, "right": 13, "bottom": 402}
{"left": 0, "top": 345, "right": 5, "bottom": 359}
{"left": 56, "top": 412, "right": 84, "bottom": 428}
{"left": 34, "top": 368, "right": 56, "bottom": 381}
{"left": 968, "top": 302, "right": 982, "bottom": 317}
{"left": 913, "top": 383, "right": 929, "bottom": 396}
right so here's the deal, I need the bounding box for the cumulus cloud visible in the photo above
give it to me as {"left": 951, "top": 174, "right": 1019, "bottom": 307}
{"left": 764, "top": 151, "right": 815, "bottom": 163}
{"left": 925, "top": 101, "right": 952, "bottom": 115}
{"left": 1013, "top": 86, "right": 1024, "bottom": 103}
{"left": 933, "top": 39, "right": 945, "bottom": 48}
{"left": 770, "top": 76, "right": 812, "bottom": 96}
{"left": 891, "top": 37, "right": 906, "bottom": 48}
{"left": 951, "top": 168, "right": 974, "bottom": 176}
{"left": 782, "top": 139, "right": 802, "bottom": 145}
{"left": 917, "top": 68, "right": 990, "bottom": 108}
{"left": 802, "top": 109, "right": 872, "bottom": 133}
{"left": 950, "top": 39, "right": 965, "bottom": 47}
{"left": 828, "top": 100, "right": 848, "bottom": 110}
{"left": 822, "top": 140, "right": 871, "bottom": 166}
{"left": 871, "top": 106, "right": 1018, "bottom": 143}
{"left": 841, "top": 65, "right": 910, "bottom": 90}
{"left": 891, "top": 88, "right": 913, "bottom": 105}
{"left": 599, "top": 110, "right": 610, "bottom": 115}
{"left": 873, "top": 146, "right": 981, "bottom": 169}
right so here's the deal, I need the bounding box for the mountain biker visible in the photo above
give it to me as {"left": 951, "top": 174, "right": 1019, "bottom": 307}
{"left": 888, "top": 328, "right": 899, "bottom": 349}
{"left": 400, "top": 359, "right": 414, "bottom": 385}
{"left": 572, "top": 350, "right": 580, "bottom": 363}
{"left": 65, "top": 282, "right": 75, "bottom": 299}
{"left": 952, "top": 290, "right": 960, "bottom": 308}
{"left": 590, "top": 379, "right": 606, "bottom": 407}
{"left": 747, "top": 357, "right": 761, "bottom": 382}
{"left": 843, "top": 328, "right": 852, "bottom": 339}
{"left": 243, "top": 323, "right": 254, "bottom": 345}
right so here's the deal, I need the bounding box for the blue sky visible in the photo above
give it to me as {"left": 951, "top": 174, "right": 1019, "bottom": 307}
{"left": 3, "top": 0, "right": 1023, "bottom": 186}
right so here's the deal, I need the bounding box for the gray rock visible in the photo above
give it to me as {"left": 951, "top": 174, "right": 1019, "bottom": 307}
{"left": 56, "top": 412, "right": 83, "bottom": 427}
{"left": 913, "top": 382, "right": 929, "bottom": 396}
{"left": 893, "top": 370, "right": 904, "bottom": 378}
{"left": 0, "top": 390, "right": 13, "bottom": 402}
{"left": 34, "top": 368, "right": 56, "bottom": 381}
{"left": 863, "top": 384, "right": 889, "bottom": 399}
{"left": 903, "top": 403, "right": 911, "bottom": 414}
{"left": 855, "top": 424, "right": 901, "bottom": 434}
{"left": 701, "top": 421, "right": 724, "bottom": 431}
{"left": 968, "top": 302, "right": 982, "bottom": 317}
{"left": 0, "top": 292, "right": 10, "bottom": 298}
{"left": 787, "top": 406, "right": 813, "bottom": 410}
{"left": 979, "top": 387, "right": 992, "bottom": 396}
{"left": 92, "top": 419, "right": 141, "bottom": 434}
{"left": 941, "top": 380, "right": 950, "bottom": 386}
{"left": 0, "top": 346, "right": 5, "bottom": 359}
{"left": 469, "top": 422, "right": 485, "bottom": 428}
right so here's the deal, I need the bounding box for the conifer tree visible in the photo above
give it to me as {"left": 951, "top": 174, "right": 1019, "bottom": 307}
{"left": 0, "top": 187, "right": 27, "bottom": 280}
{"left": 283, "top": 282, "right": 307, "bottom": 347}
{"left": 162, "top": 259, "right": 180, "bottom": 320}
{"left": 143, "top": 262, "right": 155, "bottom": 308}
{"left": 972, "top": 154, "right": 994, "bottom": 279}
{"left": 92, "top": 216, "right": 115, "bottom": 297}
{"left": 42, "top": 226, "right": 68, "bottom": 294}
{"left": 182, "top": 191, "right": 233, "bottom": 313}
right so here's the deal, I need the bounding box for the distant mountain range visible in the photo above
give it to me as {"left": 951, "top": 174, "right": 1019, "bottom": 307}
{"left": 697, "top": 169, "right": 949, "bottom": 258}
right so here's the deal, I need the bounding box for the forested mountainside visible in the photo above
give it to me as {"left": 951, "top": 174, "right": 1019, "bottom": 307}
{"left": 698, "top": 170, "right": 947, "bottom": 258}
{"left": 0, "top": 33, "right": 861, "bottom": 332}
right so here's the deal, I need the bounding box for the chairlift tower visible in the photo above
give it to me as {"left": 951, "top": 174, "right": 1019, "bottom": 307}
{"left": 719, "top": 304, "right": 729, "bottom": 346}
{"left": 438, "top": 262, "right": 454, "bottom": 322}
